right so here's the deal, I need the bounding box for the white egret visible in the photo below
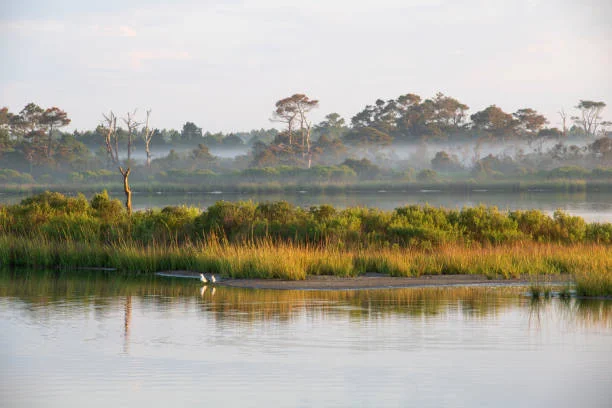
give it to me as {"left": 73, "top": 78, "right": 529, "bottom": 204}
{"left": 210, "top": 275, "right": 216, "bottom": 283}
{"left": 200, "top": 273, "right": 207, "bottom": 284}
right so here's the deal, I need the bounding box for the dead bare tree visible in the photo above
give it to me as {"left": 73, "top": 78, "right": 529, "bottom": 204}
{"left": 119, "top": 166, "right": 132, "bottom": 215}
{"left": 122, "top": 110, "right": 141, "bottom": 164}
{"left": 102, "top": 111, "right": 119, "bottom": 164}
{"left": 558, "top": 109, "right": 567, "bottom": 140}
{"left": 142, "top": 109, "right": 154, "bottom": 168}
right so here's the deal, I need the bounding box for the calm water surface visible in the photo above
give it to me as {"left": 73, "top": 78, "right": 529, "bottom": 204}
{"left": 2, "top": 190, "right": 612, "bottom": 222}
{"left": 1, "top": 271, "right": 611, "bottom": 407}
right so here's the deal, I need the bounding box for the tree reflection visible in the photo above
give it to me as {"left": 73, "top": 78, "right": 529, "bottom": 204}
{"left": 1, "top": 269, "right": 610, "bottom": 328}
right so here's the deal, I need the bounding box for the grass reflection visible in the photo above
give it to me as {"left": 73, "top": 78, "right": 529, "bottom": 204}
{"left": 1, "top": 268, "right": 610, "bottom": 327}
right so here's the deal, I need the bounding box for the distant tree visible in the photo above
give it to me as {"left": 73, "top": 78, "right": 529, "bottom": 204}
{"left": 101, "top": 111, "right": 119, "bottom": 164}
{"left": 417, "top": 169, "right": 439, "bottom": 182}
{"left": 470, "top": 105, "right": 517, "bottom": 140}
{"left": 202, "top": 132, "right": 223, "bottom": 146}
{"left": 537, "top": 127, "right": 562, "bottom": 140}
{"left": 222, "top": 133, "right": 244, "bottom": 146}
{"left": 343, "top": 126, "right": 392, "bottom": 146}
{"left": 19, "top": 104, "right": 47, "bottom": 168}
{"left": 40, "top": 107, "right": 70, "bottom": 159}
{"left": 313, "top": 134, "right": 346, "bottom": 164}
{"left": 251, "top": 144, "right": 280, "bottom": 167}
{"left": 142, "top": 109, "right": 154, "bottom": 168}
{"left": 572, "top": 100, "right": 606, "bottom": 138}
{"left": 181, "top": 122, "right": 202, "bottom": 143}
{"left": 351, "top": 98, "right": 399, "bottom": 135}
{"left": 122, "top": 110, "right": 141, "bottom": 165}
{"left": 549, "top": 143, "right": 586, "bottom": 161}
{"left": 0, "top": 107, "right": 12, "bottom": 157}
{"left": 191, "top": 144, "right": 215, "bottom": 169}
{"left": 341, "top": 158, "right": 380, "bottom": 178}
{"left": 315, "top": 112, "right": 347, "bottom": 141}
{"left": 590, "top": 137, "right": 612, "bottom": 162}
{"left": 394, "top": 93, "right": 426, "bottom": 141}
{"left": 17, "top": 103, "right": 44, "bottom": 136}
{"left": 513, "top": 108, "right": 547, "bottom": 135}
{"left": 430, "top": 93, "right": 469, "bottom": 132}
{"left": 119, "top": 166, "right": 132, "bottom": 215}
{"left": 431, "top": 151, "right": 463, "bottom": 172}
{"left": 55, "top": 133, "right": 92, "bottom": 170}
{"left": 294, "top": 94, "right": 319, "bottom": 167}
{"left": 270, "top": 94, "right": 318, "bottom": 167}
{"left": 558, "top": 109, "right": 568, "bottom": 139}
{"left": 271, "top": 96, "right": 299, "bottom": 145}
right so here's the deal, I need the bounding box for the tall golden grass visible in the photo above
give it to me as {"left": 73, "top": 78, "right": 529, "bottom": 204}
{"left": 1, "top": 235, "right": 610, "bottom": 295}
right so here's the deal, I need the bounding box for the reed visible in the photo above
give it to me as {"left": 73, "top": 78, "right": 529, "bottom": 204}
{"left": 2, "top": 235, "right": 611, "bottom": 294}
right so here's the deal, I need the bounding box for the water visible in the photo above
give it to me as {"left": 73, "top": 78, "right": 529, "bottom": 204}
{"left": 2, "top": 190, "right": 612, "bottom": 222}
{"left": 1, "top": 271, "right": 611, "bottom": 407}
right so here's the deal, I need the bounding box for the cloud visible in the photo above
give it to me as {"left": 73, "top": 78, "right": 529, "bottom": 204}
{"left": 0, "top": 19, "right": 65, "bottom": 34}
{"left": 91, "top": 24, "right": 137, "bottom": 37}
{"left": 129, "top": 50, "right": 191, "bottom": 69}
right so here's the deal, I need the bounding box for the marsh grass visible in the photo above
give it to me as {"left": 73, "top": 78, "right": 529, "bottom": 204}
{"left": 2, "top": 235, "right": 610, "bottom": 294}
{"left": 1, "top": 192, "right": 611, "bottom": 295}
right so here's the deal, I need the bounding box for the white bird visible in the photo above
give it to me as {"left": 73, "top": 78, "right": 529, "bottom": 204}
{"left": 210, "top": 275, "right": 216, "bottom": 284}
{"left": 200, "top": 273, "right": 208, "bottom": 284}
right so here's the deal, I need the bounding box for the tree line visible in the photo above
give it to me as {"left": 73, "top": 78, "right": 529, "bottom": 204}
{"left": 0, "top": 94, "right": 610, "bottom": 191}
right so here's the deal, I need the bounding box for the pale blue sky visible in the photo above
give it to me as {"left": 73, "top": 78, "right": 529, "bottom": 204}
{"left": 1, "top": 0, "right": 610, "bottom": 131}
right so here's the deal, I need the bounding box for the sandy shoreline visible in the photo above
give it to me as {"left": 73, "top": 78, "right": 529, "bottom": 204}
{"left": 156, "top": 271, "right": 571, "bottom": 290}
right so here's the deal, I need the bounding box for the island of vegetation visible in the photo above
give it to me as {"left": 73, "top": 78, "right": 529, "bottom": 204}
{"left": 1, "top": 93, "right": 611, "bottom": 296}
{"left": 0, "top": 191, "right": 610, "bottom": 296}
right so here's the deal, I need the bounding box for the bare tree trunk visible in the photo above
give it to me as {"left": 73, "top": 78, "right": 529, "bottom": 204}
{"left": 119, "top": 166, "right": 132, "bottom": 215}
{"left": 143, "top": 110, "right": 153, "bottom": 168}
{"left": 306, "top": 121, "right": 312, "bottom": 168}
{"left": 114, "top": 135, "right": 119, "bottom": 164}
{"left": 558, "top": 110, "right": 567, "bottom": 140}
{"left": 123, "top": 110, "right": 140, "bottom": 166}
{"left": 102, "top": 112, "right": 118, "bottom": 164}
{"left": 127, "top": 135, "right": 132, "bottom": 163}
{"left": 47, "top": 124, "right": 53, "bottom": 159}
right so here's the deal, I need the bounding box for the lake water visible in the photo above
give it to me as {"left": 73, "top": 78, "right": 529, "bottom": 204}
{"left": 2, "top": 190, "right": 612, "bottom": 222}
{"left": 1, "top": 270, "right": 611, "bottom": 407}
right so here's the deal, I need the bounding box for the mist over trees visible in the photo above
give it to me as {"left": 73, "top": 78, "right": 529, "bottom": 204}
{"left": 0, "top": 94, "right": 610, "bottom": 189}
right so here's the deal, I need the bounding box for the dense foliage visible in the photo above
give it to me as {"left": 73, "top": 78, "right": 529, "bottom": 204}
{"left": 2, "top": 192, "right": 611, "bottom": 248}
{"left": 1, "top": 96, "right": 610, "bottom": 191}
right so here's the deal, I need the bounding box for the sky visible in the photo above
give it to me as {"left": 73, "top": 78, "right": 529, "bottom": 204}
{"left": 1, "top": 0, "right": 611, "bottom": 132}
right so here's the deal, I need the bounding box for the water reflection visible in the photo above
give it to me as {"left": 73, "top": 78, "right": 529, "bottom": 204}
{"left": 124, "top": 296, "right": 131, "bottom": 354}
{"left": 2, "top": 269, "right": 612, "bottom": 408}
{"left": 2, "top": 269, "right": 610, "bottom": 328}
